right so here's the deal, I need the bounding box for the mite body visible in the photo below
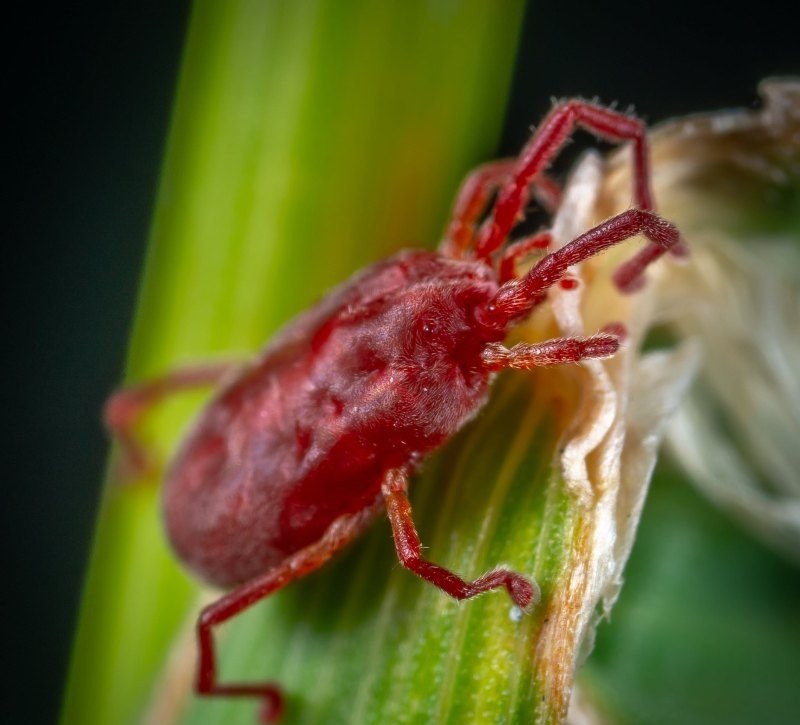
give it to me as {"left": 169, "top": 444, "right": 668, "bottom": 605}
{"left": 165, "top": 251, "right": 499, "bottom": 590}
{"left": 107, "top": 100, "right": 683, "bottom": 722}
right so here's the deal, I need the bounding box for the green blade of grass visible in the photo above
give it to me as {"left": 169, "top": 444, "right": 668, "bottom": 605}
{"left": 61, "top": 2, "right": 526, "bottom": 724}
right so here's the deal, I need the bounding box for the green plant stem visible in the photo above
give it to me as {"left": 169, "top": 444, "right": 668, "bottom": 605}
{"left": 61, "top": 2, "right": 526, "bottom": 724}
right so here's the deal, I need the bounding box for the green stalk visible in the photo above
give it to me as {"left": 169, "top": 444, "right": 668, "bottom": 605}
{"left": 62, "top": 2, "right": 526, "bottom": 724}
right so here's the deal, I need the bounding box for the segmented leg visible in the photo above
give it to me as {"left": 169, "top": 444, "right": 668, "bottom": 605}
{"left": 481, "top": 332, "right": 622, "bottom": 371}
{"left": 612, "top": 236, "right": 677, "bottom": 292}
{"left": 196, "top": 500, "right": 382, "bottom": 723}
{"left": 104, "top": 362, "right": 239, "bottom": 478}
{"left": 479, "top": 208, "right": 680, "bottom": 330}
{"left": 381, "top": 469, "right": 538, "bottom": 609}
{"left": 441, "top": 161, "right": 513, "bottom": 258}
{"left": 474, "top": 99, "right": 674, "bottom": 263}
{"left": 498, "top": 230, "right": 552, "bottom": 283}
{"left": 440, "top": 161, "right": 561, "bottom": 259}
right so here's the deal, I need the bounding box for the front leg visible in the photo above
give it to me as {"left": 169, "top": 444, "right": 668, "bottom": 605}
{"left": 479, "top": 209, "right": 681, "bottom": 330}
{"left": 474, "top": 99, "right": 686, "bottom": 262}
{"left": 382, "top": 469, "right": 538, "bottom": 609}
{"left": 440, "top": 160, "right": 562, "bottom": 259}
{"left": 481, "top": 332, "right": 622, "bottom": 371}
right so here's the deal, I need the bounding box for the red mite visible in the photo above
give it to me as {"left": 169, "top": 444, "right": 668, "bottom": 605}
{"left": 106, "top": 100, "right": 682, "bottom": 722}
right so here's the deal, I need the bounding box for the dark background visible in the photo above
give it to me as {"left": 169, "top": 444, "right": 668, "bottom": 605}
{"left": 10, "top": 2, "right": 797, "bottom": 723}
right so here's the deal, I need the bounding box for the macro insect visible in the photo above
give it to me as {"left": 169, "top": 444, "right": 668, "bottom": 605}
{"left": 106, "top": 99, "right": 683, "bottom": 722}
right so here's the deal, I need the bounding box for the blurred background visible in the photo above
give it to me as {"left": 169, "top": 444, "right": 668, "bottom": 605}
{"left": 9, "top": 1, "right": 798, "bottom": 723}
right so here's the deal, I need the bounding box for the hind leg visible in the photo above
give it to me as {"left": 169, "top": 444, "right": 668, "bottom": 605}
{"left": 104, "top": 362, "right": 239, "bottom": 478}
{"left": 196, "top": 500, "right": 382, "bottom": 723}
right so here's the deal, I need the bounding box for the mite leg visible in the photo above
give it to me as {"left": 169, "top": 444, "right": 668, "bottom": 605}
{"left": 611, "top": 235, "right": 680, "bottom": 292}
{"left": 196, "top": 502, "right": 382, "bottom": 723}
{"left": 104, "top": 362, "right": 239, "bottom": 478}
{"left": 381, "top": 469, "right": 539, "bottom": 609}
{"left": 481, "top": 332, "right": 622, "bottom": 372}
{"left": 498, "top": 230, "right": 552, "bottom": 283}
{"left": 440, "top": 161, "right": 561, "bottom": 259}
{"left": 481, "top": 209, "right": 680, "bottom": 329}
{"left": 441, "top": 160, "right": 515, "bottom": 258}
{"left": 530, "top": 174, "right": 562, "bottom": 217}
{"left": 475, "top": 99, "right": 677, "bottom": 261}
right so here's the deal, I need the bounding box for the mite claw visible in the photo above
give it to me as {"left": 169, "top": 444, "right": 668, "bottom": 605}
{"left": 508, "top": 574, "right": 539, "bottom": 611}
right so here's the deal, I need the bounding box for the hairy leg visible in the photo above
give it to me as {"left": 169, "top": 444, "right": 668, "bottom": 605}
{"left": 382, "top": 469, "right": 538, "bottom": 609}
{"left": 479, "top": 208, "right": 680, "bottom": 330}
{"left": 196, "top": 501, "right": 382, "bottom": 723}
{"left": 475, "top": 99, "right": 672, "bottom": 262}
{"left": 481, "top": 332, "right": 622, "bottom": 371}
{"left": 498, "top": 230, "right": 552, "bottom": 283}
{"left": 440, "top": 161, "right": 561, "bottom": 259}
{"left": 104, "top": 362, "right": 239, "bottom": 478}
